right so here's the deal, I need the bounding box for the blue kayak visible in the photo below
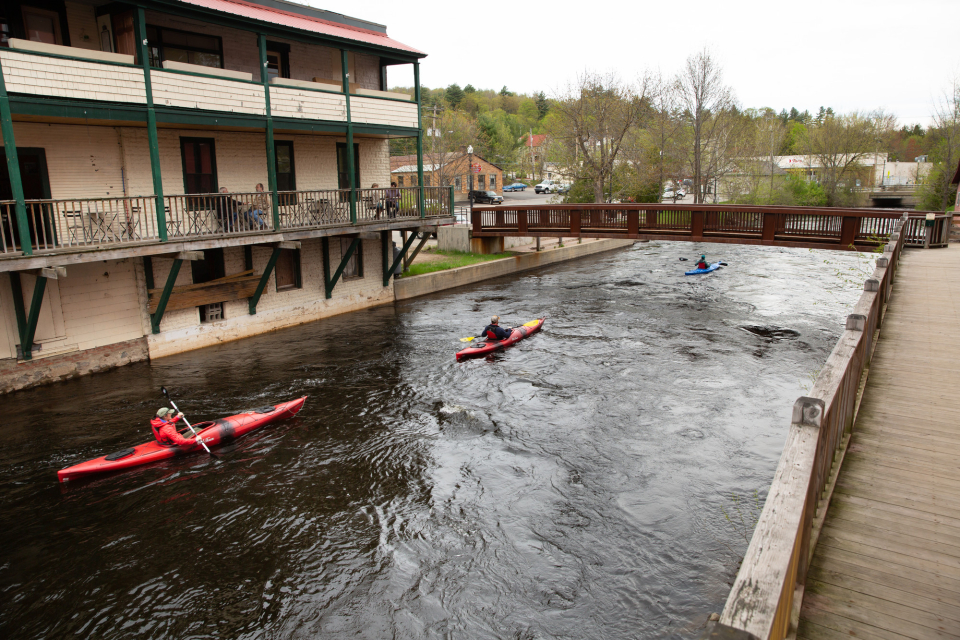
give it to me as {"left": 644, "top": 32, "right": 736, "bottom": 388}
{"left": 685, "top": 262, "right": 722, "bottom": 275}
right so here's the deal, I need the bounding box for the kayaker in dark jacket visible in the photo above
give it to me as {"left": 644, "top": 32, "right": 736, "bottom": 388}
{"left": 480, "top": 315, "right": 511, "bottom": 341}
{"left": 696, "top": 254, "right": 708, "bottom": 269}
{"left": 150, "top": 407, "right": 198, "bottom": 448}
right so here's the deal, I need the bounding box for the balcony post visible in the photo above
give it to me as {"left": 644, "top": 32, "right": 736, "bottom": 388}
{"left": 414, "top": 61, "right": 425, "bottom": 218}
{"left": 0, "top": 57, "right": 30, "bottom": 254}
{"left": 134, "top": 8, "right": 167, "bottom": 242}
{"left": 449, "top": 185, "right": 455, "bottom": 219}
{"left": 341, "top": 50, "right": 357, "bottom": 224}
{"left": 259, "top": 34, "right": 280, "bottom": 231}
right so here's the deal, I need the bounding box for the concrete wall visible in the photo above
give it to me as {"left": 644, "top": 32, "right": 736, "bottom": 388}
{"left": 395, "top": 239, "right": 635, "bottom": 300}
{"left": 437, "top": 225, "right": 533, "bottom": 253}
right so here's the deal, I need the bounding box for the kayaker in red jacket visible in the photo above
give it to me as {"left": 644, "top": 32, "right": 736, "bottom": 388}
{"left": 480, "top": 315, "right": 512, "bottom": 341}
{"left": 150, "top": 407, "right": 199, "bottom": 448}
{"left": 696, "top": 254, "right": 708, "bottom": 269}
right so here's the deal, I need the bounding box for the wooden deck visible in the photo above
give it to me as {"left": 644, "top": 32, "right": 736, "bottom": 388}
{"left": 798, "top": 245, "right": 960, "bottom": 639}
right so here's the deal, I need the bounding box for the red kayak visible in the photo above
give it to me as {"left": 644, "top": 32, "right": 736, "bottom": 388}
{"left": 57, "top": 396, "right": 307, "bottom": 483}
{"left": 456, "top": 318, "right": 545, "bottom": 361}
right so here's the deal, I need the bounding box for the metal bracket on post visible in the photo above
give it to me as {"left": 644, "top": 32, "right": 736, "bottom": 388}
{"left": 323, "top": 236, "right": 360, "bottom": 298}
{"left": 792, "top": 396, "right": 825, "bottom": 429}
{"left": 248, "top": 246, "right": 282, "bottom": 315}
{"left": 9, "top": 270, "right": 54, "bottom": 360}
{"left": 403, "top": 232, "right": 430, "bottom": 272}
{"left": 150, "top": 259, "right": 183, "bottom": 334}
{"left": 387, "top": 231, "right": 420, "bottom": 281}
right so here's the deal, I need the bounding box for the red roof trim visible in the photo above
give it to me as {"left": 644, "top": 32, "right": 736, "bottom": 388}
{"left": 178, "top": 0, "right": 425, "bottom": 55}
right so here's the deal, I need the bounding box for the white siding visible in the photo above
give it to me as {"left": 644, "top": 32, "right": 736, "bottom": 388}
{"left": 0, "top": 50, "right": 146, "bottom": 104}
{"left": 349, "top": 96, "right": 418, "bottom": 128}
{"left": 270, "top": 85, "right": 346, "bottom": 121}
{"left": 151, "top": 70, "right": 266, "bottom": 115}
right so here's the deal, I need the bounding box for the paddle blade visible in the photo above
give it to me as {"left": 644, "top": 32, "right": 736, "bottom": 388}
{"left": 522, "top": 320, "right": 541, "bottom": 328}
{"left": 161, "top": 386, "right": 169, "bottom": 398}
{"left": 460, "top": 336, "right": 476, "bottom": 342}
{"left": 679, "top": 257, "right": 688, "bottom": 261}
{"left": 719, "top": 262, "right": 728, "bottom": 266}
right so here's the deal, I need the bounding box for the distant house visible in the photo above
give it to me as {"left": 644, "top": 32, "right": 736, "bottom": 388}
{"left": 391, "top": 152, "right": 503, "bottom": 196}
{"left": 524, "top": 134, "right": 547, "bottom": 179}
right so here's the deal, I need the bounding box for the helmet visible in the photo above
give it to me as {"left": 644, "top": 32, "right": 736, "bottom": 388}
{"left": 156, "top": 407, "right": 172, "bottom": 418}
{"left": 490, "top": 315, "right": 500, "bottom": 325}
{"left": 700, "top": 254, "right": 706, "bottom": 259}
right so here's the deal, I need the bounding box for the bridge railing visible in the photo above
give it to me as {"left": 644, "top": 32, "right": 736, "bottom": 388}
{"left": 902, "top": 212, "right": 952, "bottom": 248}
{"left": 471, "top": 204, "right": 940, "bottom": 251}
{"left": 704, "top": 215, "right": 908, "bottom": 640}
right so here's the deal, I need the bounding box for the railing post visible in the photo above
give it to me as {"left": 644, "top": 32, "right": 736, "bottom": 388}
{"left": 0, "top": 56, "right": 30, "bottom": 254}
{"left": 414, "top": 61, "right": 425, "bottom": 218}
{"left": 570, "top": 209, "right": 581, "bottom": 236}
{"left": 839, "top": 215, "right": 858, "bottom": 249}
{"left": 341, "top": 50, "right": 357, "bottom": 224}
{"left": 135, "top": 7, "right": 166, "bottom": 242}
{"left": 259, "top": 34, "right": 280, "bottom": 231}
{"left": 761, "top": 212, "right": 777, "bottom": 244}
{"left": 691, "top": 209, "right": 704, "bottom": 239}
{"left": 517, "top": 210, "right": 528, "bottom": 234}
{"left": 627, "top": 209, "right": 639, "bottom": 236}
{"left": 471, "top": 209, "right": 481, "bottom": 235}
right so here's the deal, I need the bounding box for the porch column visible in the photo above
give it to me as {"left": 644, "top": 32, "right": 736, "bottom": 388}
{"left": 134, "top": 7, "right": 167, "bottom": 242}
{"left": 415, "top": 61, "right": 425, "bottom": 218}
{"left": 341, "top": 50, "right": 357, "bottom": 224}
{"left": 259, "top": 34, "right": 280, "bottom": 231}
{"left": 0, "top": 57, "right": 30, "bottom": 254}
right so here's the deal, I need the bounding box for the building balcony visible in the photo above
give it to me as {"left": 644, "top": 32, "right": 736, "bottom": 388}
{"left": 0, "top": 186, "right": 451, "bottom": 262}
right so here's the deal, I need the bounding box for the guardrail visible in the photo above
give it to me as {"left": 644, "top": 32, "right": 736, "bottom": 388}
{"left": 0, "top": 186, "right": 454, "bottom": 255}
{"left": 471, "top": 203, "right": 940, "bottom": 251}
{"left": 703, "top": 215, "right": 908, "bottom": 639}
{"left": 902, "top": 212, "right": 952, "bottom": 248}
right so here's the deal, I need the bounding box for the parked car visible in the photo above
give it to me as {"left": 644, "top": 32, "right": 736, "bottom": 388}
{"left": 503, "top": 182, "right": 527, "bottom": 192}
{"left": 557, "top": 183, "right": 571, "bottom": 194}
{"left": 469, "top": 190, "right": 503, "bottom": 204}
{"left": 535, "top": 180, "right": 558, "bottom": 194}
{"left": 662, "top": 189, "right": 686, "bottom": 201}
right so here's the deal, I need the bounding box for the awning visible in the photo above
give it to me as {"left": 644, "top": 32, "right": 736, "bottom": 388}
{"left": 177, "top": 0, "right": 425, "bottom": 56}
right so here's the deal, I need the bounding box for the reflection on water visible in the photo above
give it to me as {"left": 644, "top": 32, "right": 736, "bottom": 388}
{"left": 0, "top": 242, "right": 870, "bottom": 639}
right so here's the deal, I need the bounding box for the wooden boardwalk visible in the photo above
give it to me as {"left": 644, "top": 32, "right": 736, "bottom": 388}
{"left": 798, "top": 245, "right": 960, "bottom": 639}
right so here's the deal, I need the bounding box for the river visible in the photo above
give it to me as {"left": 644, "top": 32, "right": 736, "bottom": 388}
{"left": 0, "top": 241, "right": 873, "bottom": 639}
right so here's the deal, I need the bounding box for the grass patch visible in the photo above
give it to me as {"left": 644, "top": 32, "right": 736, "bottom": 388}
{"left": 400, "top": 249, "right": 512, "bottom": 277}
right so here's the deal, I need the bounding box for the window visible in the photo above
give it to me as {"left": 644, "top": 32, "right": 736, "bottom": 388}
{"left": 265, "top": 41, "right": 290, "bottom": 80}
{"left": 275, "top": 248, "right": 301, "bottom": 291}
{"left": 202, "top": 302, "right": 223, "bottom": 323}
{"left": 111, "top": 12, "right": 135, "bottom": 56}
{"left": 423, "top": 175, "right": 431, "bottom": 187}
{"left": 274, "top": 141, "right": 295, "bottom": 191}
{"left": 180, "top": 138, "right": 217, "bottom": 194}
{"left": 341, "top": 238, "right": 362, "bottom": 279}
{"left": 397, "top": 175, "right": 404, "bottom": 187}
{"left": 336, "top": 142, "right": 360, "bottom": 193}
{"left": 454, "top": 176, "right": 461, "bottom": 191}
{"left": 22, "top": 7, "right": 62, "bottom": 45}
{"left": 146, "top": 26, "right": 223, "bottom": 69}
{"left": 490, "top": 174, "right": 497, "bottom": 189}
{"left": 191, "top": 248, "right": 226, "bottom": 323}
{"left": 410, "top": 175, "right": 417, "bottom": 187}
{"left": 478, "top": 175, "right": 486, "bottom": 190}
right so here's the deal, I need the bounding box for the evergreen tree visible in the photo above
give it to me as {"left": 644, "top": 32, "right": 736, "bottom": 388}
{"left": 463, "top": 84, "right": 476, "bottom": 93}
{"left": 535, "top": 91, "right": 549, "bottom": 120}
{"left": 446, "top": 83, "right": 464, "bottom": 109}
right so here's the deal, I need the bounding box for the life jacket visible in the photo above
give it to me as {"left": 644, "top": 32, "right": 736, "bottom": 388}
{"left": 150, "top": 416, "right": 180, "bottom": 447}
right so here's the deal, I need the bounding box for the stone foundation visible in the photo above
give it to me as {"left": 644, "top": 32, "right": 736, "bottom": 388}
{"left": 0, "top": 337, "right": 149, "bottom": 394}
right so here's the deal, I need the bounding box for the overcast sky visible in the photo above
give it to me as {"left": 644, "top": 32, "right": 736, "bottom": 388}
{"left": 313, "top": 0, "right": 957, "bottom": 126}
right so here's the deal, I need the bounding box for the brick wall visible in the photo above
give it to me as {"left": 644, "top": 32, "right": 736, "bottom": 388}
{"left": 144, "top": 11, "right": 261, "bottom": 80}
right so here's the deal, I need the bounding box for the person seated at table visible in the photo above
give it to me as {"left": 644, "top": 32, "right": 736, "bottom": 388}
{"left": 385, "top": 182, "right": 400, "bottom": 218}
{"left": 214, "top": 187, "right": 242, "bottom": 232}
{"left": 246, "top": 183, "right": 269, "bottom": 228}
{"left": 370, "top": 183, "right": 385, "bottom": 216}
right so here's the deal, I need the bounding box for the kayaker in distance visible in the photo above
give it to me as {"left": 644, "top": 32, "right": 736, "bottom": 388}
{"left": 480, "top": 315, "right": 512, "bottom": 341}
{"left": 150, "top": 407, "right": 200, "bottom": 447}
{"left": 696, "top": 254, "right": 708, "bottom": 269}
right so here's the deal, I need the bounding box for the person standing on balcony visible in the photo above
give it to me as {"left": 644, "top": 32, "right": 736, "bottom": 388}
{"left": 386, "top": 182, "right": 400, "bottom": 218}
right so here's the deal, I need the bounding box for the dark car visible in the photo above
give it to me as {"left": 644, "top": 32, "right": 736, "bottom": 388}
{"left": 469, "top": 190, "right": 503, "bottom": 204}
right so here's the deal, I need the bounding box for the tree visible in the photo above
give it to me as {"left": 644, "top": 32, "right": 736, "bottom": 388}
{"left": 422, "top": 107, "right": 477, "bottom": 189}
{"left": 499, "top": 85, "right": 514, "bottom": 97}
{"left": 535, "top": 91, "right": 550, "bottom": 120}
{"left": 801, "top": 111, "right": 877, "bottom": 206}
{"left": 446, "top": 83, "right": 464, "bottom": 109}
{"left": 675, "top": 48, "right": 738, "bottom": 203}
{"left": 918, "top": 79, "right": 960, "bottom": 211}
{"left": 546, "top": 71, "right": 651, "bottom": 202}
{"left": 464, "top": 84, "right": 476, "bottom": 94}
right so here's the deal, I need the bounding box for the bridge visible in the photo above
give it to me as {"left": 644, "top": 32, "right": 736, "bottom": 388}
{"left": 475, "top": 203, "right": 957, "bottom": 639}
{"left": 470, "top": 203, "right": 951, "bottom": 251}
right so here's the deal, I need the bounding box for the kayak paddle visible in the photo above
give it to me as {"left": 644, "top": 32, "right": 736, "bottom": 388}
{"left": 161, "top": 386, "right": 217, "bottom": 457}
{"left": 459, "top": 319, "right": 541, "bottom": 342}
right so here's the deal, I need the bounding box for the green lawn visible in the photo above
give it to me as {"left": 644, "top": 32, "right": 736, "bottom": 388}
{"left": 400, "top": 249, "right": 512, "bottom": 277}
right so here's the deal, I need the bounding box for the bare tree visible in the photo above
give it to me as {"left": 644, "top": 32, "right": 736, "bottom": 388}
{"left": 546, "top": 71, "right": 651, "bottom": 202}
{"left": 802, "top": 111, "right": 877, "bottom": 206}
{"left": 918, "top": 79, "right": 960, "bottom": 211}
{"left": 675, "top": 48, "right": 737, "bottom": 203}
{"left": 422, "top": 105, "right": 477, "bottom": 189}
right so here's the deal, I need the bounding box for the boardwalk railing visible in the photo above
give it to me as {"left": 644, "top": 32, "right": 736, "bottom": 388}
{"left": 471, "top": 204, "right": 944, "bottom": 251}
{"left": 704, "top": 215, "right": 908, "bottom": 640}
{"left": 0, "top": 186, "right": 452, "bottom": 255}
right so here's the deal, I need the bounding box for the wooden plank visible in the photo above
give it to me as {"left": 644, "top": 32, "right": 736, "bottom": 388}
{"left": 799, "top": 598, "right": 952, "bottom": 640}
{"left": 812, "top": 543, "right": 960, "bottom": 598}
{"left": 810, "top": 554, "right": 960, "bottom": 607}
{"left": 147, "top": 274, "right": 261, "bottom": 313}
{"left": 831, "top": 492, "right": 960, "bottom": 529}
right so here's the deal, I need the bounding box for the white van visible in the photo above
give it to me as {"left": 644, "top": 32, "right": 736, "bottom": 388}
{"left": 535, "top": 180, "right": 557, "bottom": 194}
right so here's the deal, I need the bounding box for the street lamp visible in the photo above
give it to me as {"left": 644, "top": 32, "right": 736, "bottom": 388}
{"left": 467, "top": 145, "right": 474, "bottom": 217}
